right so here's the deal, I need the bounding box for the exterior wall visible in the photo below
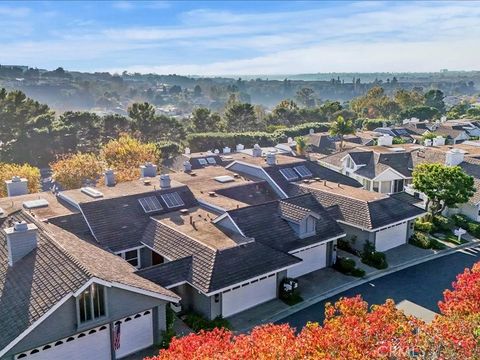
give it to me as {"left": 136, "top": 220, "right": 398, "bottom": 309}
{"left": 407, "top": 219, "right": 415, "bottom": 240}
{"left": 7, "top": 286, "right": 168, "bottom": 358}
{"left": 339, "top": 223, "right": 375, "bottom": 251}
{"left": 172, "top": 283, "right": 213, "bottom": 320}
{"left": 452, "top": 202, "right": 479, "bottom": 222}
{"left": 140, "top": 247, "right": 153, "bottom": 268}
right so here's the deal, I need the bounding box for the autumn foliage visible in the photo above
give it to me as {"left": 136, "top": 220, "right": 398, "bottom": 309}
{"left": 0, "top": 162, "right": 41, "bottom": 197}
{"left": 51, "top": 152, "right": 104, "bottom": 190}
{"left": 148, "top": 262, "right": 480, "bottom": 360}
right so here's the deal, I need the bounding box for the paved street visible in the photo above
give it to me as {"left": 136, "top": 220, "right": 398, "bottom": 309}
{"left": 277, "top": 246, "right": 480, "bottom": 330}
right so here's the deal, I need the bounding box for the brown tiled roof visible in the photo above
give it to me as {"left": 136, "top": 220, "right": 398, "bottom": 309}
{"left": 278, "top": 201, "right": 313, "bottom": 223}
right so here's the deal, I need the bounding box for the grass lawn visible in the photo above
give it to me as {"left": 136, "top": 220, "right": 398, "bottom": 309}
{"left": 432, "top": 230, "right": 468, "bottom": 245}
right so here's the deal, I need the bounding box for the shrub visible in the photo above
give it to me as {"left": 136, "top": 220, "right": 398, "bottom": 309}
{"left": 467, "top": 222, "right": 480, "bottom": 238}
{"left": 451, "top": 214, "right": 469, "bottom": 229}
{"left": 361, "top": 241, "right": 388, "bottom": 269}
{"left": 409, "top": 231, "right": 432, "bottom": 249}
{"left": 432, "top": 215, "right": 451, "bottom": 231}
{"left": 334, "top": 257, "right": 365, "bottom": 277}
{"left": 351, "top": 268, "right": 367, "bottom": 277}
{"left": 414, "top": 219, "right": 434, "bottom": 233}
{"left": 184, "top": 312, "right": 230, "bottom": 332}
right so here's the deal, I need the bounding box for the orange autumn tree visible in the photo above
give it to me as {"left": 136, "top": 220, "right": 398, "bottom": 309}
{"left": 148, "top": 261, "right": 480, "bottom": 360}
{"left": 0, "top": 162, "right": 40, "bottom": 196}
{"left": 51, "top": 152, "right": 104, "bottom": 190}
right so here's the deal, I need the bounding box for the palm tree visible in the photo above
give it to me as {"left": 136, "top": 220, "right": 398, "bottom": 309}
{"left": 329, "top": 115, "right": 355, "bottom": 151}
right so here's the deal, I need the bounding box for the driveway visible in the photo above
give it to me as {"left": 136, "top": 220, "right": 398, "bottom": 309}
{"left": 277, "top": 246, "right": 480, "bottom": 330}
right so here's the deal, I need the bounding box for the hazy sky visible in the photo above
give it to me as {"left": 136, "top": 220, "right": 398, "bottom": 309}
{"left": 1, "top": 1, "right": 479, "bottom": 75}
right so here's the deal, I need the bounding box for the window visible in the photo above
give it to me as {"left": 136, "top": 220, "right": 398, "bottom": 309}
{"left": 118, "top": 249, "right": 141, "bottom": 268}
{"left": 161, "top": 192, "right": 185, "bottom": 208}
{"left": 198, "top": 158, "right": 208, "bottom": 165}
{"left": 293, "top": 165, "right": 313, "bottom": 178}
{"left": 346, "top": 157, "right": 354, "bottom": 169}
{"left": 279, "top": 168, "right": 299, "bottom": 181}
{"left": 78, "top": 284, "right": 106, "bottom": 323}
{"left": 363, "top": 178, "right": 371, "bottom": 190}
{"left": 138, "top": 196, "right": 163, "bottom": 213}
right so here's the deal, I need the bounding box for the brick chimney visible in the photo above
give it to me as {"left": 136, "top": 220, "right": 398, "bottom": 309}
{"left": 5, "top": 176, "right": 28, "bottom": 197}
{"left": 5, "top": 221, "right": 38, "bottom": 266}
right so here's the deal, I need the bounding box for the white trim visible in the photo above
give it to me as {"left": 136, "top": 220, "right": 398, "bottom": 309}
{"left": 289, "top": 234, "right": 345, "bottom": 253}
{"left": 111, "top": 282, "right": 179, "bottom": 303}
{"left": 114, "top": 245, "right": 144, "bottom": 254}
{"left": 140, "top": 241, "right": 173, "bottom": 262}
{"left": 197, "top": 198, "right": 227, "bottom": 214}
{"left": 226, "top": 160, "right": 288, "bottom": 199}
{"left": 211, "top": 212, "right": 246, "bottom": 237}
{"left": 337, "top": 213, "right": 426, "bottom": 233}
{"left": 372, "top": 167, "right": 408, "bottom": 181}
{"left": 0, "top": 293, "right": 74, "bottom": 358}
{"left": 73, "top": 278, "right": 111, "bottom": 297}
{"left": 56, "top": 192, "right": 81, "bottom": 210}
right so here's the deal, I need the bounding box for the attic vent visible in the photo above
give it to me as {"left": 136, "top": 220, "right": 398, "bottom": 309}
{"left": 161, "top": 192, "right": 185, "bottom": 208}
{"left": 214, "top": 175, "right": 235, "bottom": 183}
{"left": 279, "top": 168, "right": 299, "bottom": 181}
{"left": 198, "top": 158, "right": 208, "bottom": 166}
{"left": 293, "top": 165, "right": 313, "bottom": 178}
{"left": 23, "top": 199, "right": 49, "bottom": 209}
{"left": 81, "top": 187, "right": 103, "bottom": 198}
{"left": 138, "top": 196, "right": 163, "bottom": 213}
{"left": 207, "top": 157, "right": 217, "bottom": 164}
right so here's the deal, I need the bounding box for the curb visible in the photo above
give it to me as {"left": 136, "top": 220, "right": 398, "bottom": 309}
{"left": 237, "top": 240, "right": 480, "bottom": 332}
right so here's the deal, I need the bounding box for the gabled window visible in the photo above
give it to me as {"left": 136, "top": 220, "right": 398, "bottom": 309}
{"left": 117, "top": 248, "right": 141, "bottom": 268}
{"left": 78, "top": 284, "right": 106, "bottom": 324}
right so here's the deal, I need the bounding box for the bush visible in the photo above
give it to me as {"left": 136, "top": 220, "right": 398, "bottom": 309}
{"left": 414, "top": 219, "right": 434, "bottom": 233}
{"left": 467, "top": 222, "right": 480, "bottom": 238}
{"left": 409, "top": 231, "right": 432, "bottom": 249}
{"left": 432, "top": 215, "right": 451, "bottom": 231}
{"left": 334, "top": 257, "right": 365, "bottom": 277}
{"left": 452, "top": 214, "right": 469, "bottom": 229}
{"left": 184, "top": 312, "right": 230, "bottom": 332}
{"left": 361, "top": 242, "right": 388, "bottom": 269}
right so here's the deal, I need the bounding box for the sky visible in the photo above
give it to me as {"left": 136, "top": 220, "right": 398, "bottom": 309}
{"left": 1, "top": 1, "right": 479, "bottom": 76}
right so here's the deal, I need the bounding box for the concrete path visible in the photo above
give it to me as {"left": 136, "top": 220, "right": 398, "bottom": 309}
{"left": 229, "top": 240, "right": 480, "bottom": 332}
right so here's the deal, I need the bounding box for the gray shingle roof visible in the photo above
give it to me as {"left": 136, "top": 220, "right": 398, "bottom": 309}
{"left": 140, "top": 219, "right": 299, "bottom": 293}
{"left": 80, "top": 185, "right": 197, "bottom": 252}
{"left": 459, "top": 157, "right": 480, "bottom": 204}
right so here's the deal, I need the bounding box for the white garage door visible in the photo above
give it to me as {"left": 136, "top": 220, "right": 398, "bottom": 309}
{"left": 222, "top": 274, "right": 277, "bottom": 317}
{"left": 375, "top": 222, "right": 408, "bottom": 252}
{"left": 288, "top": 243, "right": 327, "bottom": 278}
{"left": 16, "top": 324, "right": 111, "bottom": 360}
{"left": 115, "top": 310, "right": 154, "bottom": 359}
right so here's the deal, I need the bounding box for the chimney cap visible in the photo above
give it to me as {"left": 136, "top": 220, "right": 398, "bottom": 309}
{"left": 5, "top": 221, "right": 38, "bottom": 234}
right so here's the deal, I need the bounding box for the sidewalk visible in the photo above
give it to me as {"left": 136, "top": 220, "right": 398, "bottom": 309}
{"left": 228, "top": 240, "right": 479, "bottom": 332}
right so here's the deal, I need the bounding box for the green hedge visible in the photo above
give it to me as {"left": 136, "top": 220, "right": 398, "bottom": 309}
{"left": 361, "top": 242, "right": 388, "bottom": 269}
{"left": 184, "top": 312, "right": 230, "bottom": 332}
{"left": 334, "top": 257, "right": 365, "bottom": 277}
{"left": 186, "top": 122, "right": 329, "bottom": 152}
{"left": 452, "top": 214, "right": 480, "bottom": 238}
{"left": 414, "top": 219, "right": 434, "bottom": 233}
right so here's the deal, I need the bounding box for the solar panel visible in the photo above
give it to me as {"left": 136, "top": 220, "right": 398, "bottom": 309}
{"left": 206, "top": 157, "right": 217, "bottom": 164}
{"left": 294, "top": 165, "right": 313, "bottom": 178}
{"left": 138, "top": 196, "right": 163, "bottom": 213}
{"left": 198, "top": 158, "right": 208, "bottom": 165}
{"left": 279, "top": 168, "right": 299, "bottom": 181}
{"left": 161, "top": 192, "right": 185, "bottom": 208}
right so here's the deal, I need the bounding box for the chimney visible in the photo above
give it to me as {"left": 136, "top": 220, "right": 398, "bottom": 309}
{"left": 424, "top": 139, "right": 432, "bottom": 147}
{"left": 223, "top": 146, "right": 231, "bottom": 154}
{"left": 236, "top": 144, "right": 244, "bottom": 151}
{"left": 183, "top": 161, "right": 192, "bottom": 173}
{"left": 252, "top": 144, "right": 262, "bottom": 157}
{"left": 184, "top": 147, "right": 191, "bottom": 155}
{"left": 287, "top": 137, "right": 294, "bottom": 145}
{"left": 433, "top": 136, "right": 445, "bottom": 147}
{"left": 104, "top": 169, "right": 116, "bottom": 187}
{"left": 266, "top": 151, "right": 276, "bottom": 166}
{"left": 214, "top": 149, "right": 220, "bottom": 154}
{"left": 5, "top": 176, "right": 28, "bottom": 197}
{"left": 5, "top": 221, "right": 38, "bottom": 266}
{"left": 160, "top": 174, "right": 171, "bottom": 189}
{"left": 140, "top": 162, "right": 157, "bottom": 178}
{"left": 309, "top": 128, "right": 315, "bottom": 135}
{"left": 377, "top": 134, "right": 393, "bottom": 147}
{"left": 445, "top": 149, "right": 465, "bottom": 166}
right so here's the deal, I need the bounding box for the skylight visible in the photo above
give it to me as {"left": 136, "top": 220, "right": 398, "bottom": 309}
{"left": 198, "top": 158, "right": 208, "bottom": 165}
{"left": 207, "top": 157, "right": 217, "bottom": 164}
{"left": 138, "top": 196, "right": 163, "bottom": 213}
{"left": 279, "top": 168, "right": 299, "bottom": 181}
{"left": 161, "top": 192, "right": 185, "bottom": 208}
{"left": 23, "top": 199, "right": 49, "bottom": 209}
{"left": 81, "top": 187, "right": 103, "bottom": 198}
{"left": 293, "top": 165, "right": 313, "bottom": 178}
{"left": 214, "top": 175, "right": 235, "bottom": 183}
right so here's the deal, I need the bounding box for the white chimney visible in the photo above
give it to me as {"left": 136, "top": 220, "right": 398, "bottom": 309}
{"left": 160, "top": 174, "right": 171, "bottom": 188}
{"left": 446, "top": 149, "right": 465, "bottom": 166}
{"left": 223, "top": 146, "right": 231, "bottom": 154}
{"left": 252, "top": 144, "right": 262, "bottom": 157}
{"left": 287, "top": 137, "right": 293, "bottom": 145}
{"left": 309, "top": 128, "right": 315, "bottom": 135}
{"left": 5, "top": 176, "right": 28, "bottom": 197}
{"left": 236, "top": 144, "right": 244, "bottom": 151}
{"left": 266, "top": 152, "right": 276, "bottom": 165}
{"left": 441, "top": 116, "right": 447, "bottom": 123}
{"left": 214, "top": 149, "right": 220, "bottom": 154}
{"left": 424, "top": 139, "right": 433, "bottom": 147}
{"left": 140, "top": 162, "right": 157, "bottom": 178}
{"left": 104, "top": 169, "right": 116, "bottom": 187}
{"left": 377, "top": 134, "right": 393, "bottom": 146}
{"left": 433, "top": 136, "right": 446, "bottom": 147}
{"left": 184, "top": 147, "right": 191, "bottom": 155}
{"left": 5, "top": 221, "right": 38, "bottom": 266}
{"left": 183, "top": 161, "right": 192, "bottom": 173}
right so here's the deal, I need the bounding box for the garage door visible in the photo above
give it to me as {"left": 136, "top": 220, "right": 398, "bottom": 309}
{"left": 375, "top": 222, "right": 407, "bottom": 252}
{"left": 115, "top": 310, "right": 153, "bottom": 359}
{"left": 222, "top": 274, "right": 277, "bottom": 317}
{"left": 15, "top": 324, "right": 111, "bottom": 360}
{"left": 288, "top": 243, "right": 327, "bottom": 278}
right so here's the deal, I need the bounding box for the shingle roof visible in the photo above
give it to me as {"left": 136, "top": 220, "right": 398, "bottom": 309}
{"left": 278, "top": 201, "right": 313, "bottom": 223}
{"left": 140, "top": 219, "right": 299, "bottom": 293}
{"left": 295, "top": 184, "right": 425, "bottom": 230}
{"left": 136, "top": 257, "right": 193, "bottom": 288}
{"left": 459, "top": 157, "right": 480, "bottom": 204}
{"left": 0, "top": 211, "right": 177, "bottom": 352}
{"left": 227, "top": 194, "right": 344, "bottom": 253}
{"left": 80, "top": 185, "right": 197, "bottom": 252}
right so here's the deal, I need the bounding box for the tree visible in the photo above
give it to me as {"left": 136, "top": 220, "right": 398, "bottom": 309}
{"left": 270, "top": 100, "right": 300, "bottom": 126}
{"left": 424, "top": 89, "right": 446, "bottom": 113}
{"left": 128, "top": 102, "right": 156, "bottom": 133}
{"left": 100, "top": 134, "right": 159, "bottom": 182}
{"left": 295, "top": 136, "right": 306, "bottom": 155}
{"left": 193, "top": 85, "right": 202, "bottom": 98}
{"left": 399, "top": 105, "right": 440, "bottom": 121}
{"left": 191, "top": 108, "right": 224, "bottom": 133}
{"left": 296, "top": 87, "right": 315, "bottom": 107}
{"left": 0, "top": 163, "right": 40, "bottom": 197}
{"left": 54, "top": 111, "right": 102, "bottom": 153}
{"left": 412, "top": 163, "right": 475, "bottom": 217}
{"left": 394, "top": 89, "right": 424, "bottom": 110}
{"left": 50, "top": 153, "right": 104, "bottom": 190}
{"left": 329, "top": 115, "right": 355, "bottom": 151}
{"left": 224, "top": 103, "right": 258, "bottom": 132}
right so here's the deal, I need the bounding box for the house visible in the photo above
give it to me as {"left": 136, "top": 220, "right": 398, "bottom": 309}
{"left": 306, "top": 132, "right": 375, "bottom": 156}
{"left": 292, "top": 180, "right": 425, "bottom": 252}
{"left": 373, "top": 127, "right": 415, "bottom": 143}
{"left": 224, "top": 150, "right": 362, "bottom": 199}
{"left": 0, "top": 209, "right": 179, "bottom": 360}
